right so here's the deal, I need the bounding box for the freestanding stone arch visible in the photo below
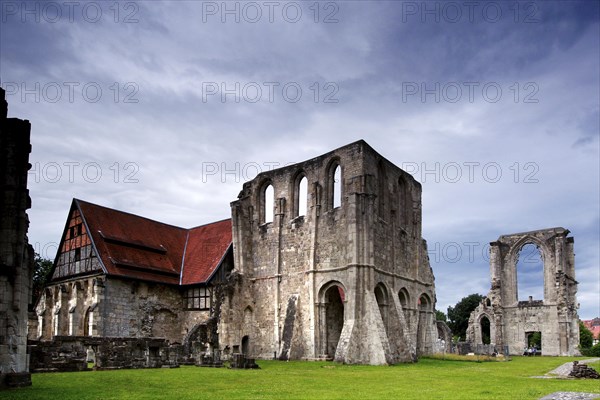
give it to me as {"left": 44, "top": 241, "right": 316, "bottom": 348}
{"left": 467, "top": 228, "right": 579, "bottom": 356}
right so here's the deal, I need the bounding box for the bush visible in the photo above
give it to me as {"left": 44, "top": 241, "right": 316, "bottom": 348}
{"left": 580, "top": 342, "right": 600, "bottom": 357}
{"left": 579, "top": 321, "right": 594, "bottom": 349}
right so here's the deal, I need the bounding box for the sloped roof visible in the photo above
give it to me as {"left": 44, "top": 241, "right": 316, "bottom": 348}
{"left": 182, "top": 219, "right": 232, "bottom": 285}
{"left": 71, "top": 199, "right": 231, "bottom": 285}
{"left": 583, "top": 318, "right": 600, "bottom": 339}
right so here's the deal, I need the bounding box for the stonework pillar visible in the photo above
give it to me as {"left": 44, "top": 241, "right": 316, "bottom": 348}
{"left": 0, "top": 87, "right": 34, "bottom": 388}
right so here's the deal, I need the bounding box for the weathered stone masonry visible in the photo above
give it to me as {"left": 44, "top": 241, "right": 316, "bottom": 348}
{"left": 467, "top": 228, "right": 579, "bottom": 356}
{"left": 0, "top": 87, "right": 35, "bottom": 387}
{"left": 220, "top": 140, "right": 437, "bottom": 365}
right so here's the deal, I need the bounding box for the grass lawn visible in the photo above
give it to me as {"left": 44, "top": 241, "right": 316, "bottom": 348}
{"left": 3, "top": 356, "right": 600, "bottom": 399}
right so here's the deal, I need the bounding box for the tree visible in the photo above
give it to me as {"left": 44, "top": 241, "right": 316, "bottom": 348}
{"left": 32, "top": 253, "right": 54, "bottom": 307}
{"left": 435, "top": 310, "right": 447, "bottom": 322}
{"left": 447, "top": 293, "right": 485, "bottom": 341}
{"left": 528, "top": 332, "right": 542, "bottom": 349}
{"left": 579, "top": 320, "right": 594, "bottom": 349}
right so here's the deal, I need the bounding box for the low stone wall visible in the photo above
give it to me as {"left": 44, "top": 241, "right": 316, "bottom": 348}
{"left": 0, "top": 372, "right": 32, "bottom": 388}
{"left": 230, "top": 353, "right": 259, "bottom": 369}
{"left": 29, "top": 336, "right": 181, "bottom": 372}
{"left": 29, "top": 338, "right": 88, "bottom": 372}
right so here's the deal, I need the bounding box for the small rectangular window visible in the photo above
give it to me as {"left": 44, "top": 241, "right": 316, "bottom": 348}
{"left": 184, "top": 287, "right": 210, "bottom": 310}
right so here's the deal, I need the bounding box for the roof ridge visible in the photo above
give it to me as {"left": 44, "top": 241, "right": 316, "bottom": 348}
{"left": 75, "top": 198, "right": 189, "bottom": 232}
{"left": 187, "top": 218, "right": 232, "bottom": 230}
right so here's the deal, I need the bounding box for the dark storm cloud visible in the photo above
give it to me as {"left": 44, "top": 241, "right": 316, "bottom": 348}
{"left": 1, "top": 0, "right": 598, "bottom": 318}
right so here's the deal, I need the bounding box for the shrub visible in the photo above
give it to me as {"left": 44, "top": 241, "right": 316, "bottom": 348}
{"left": 579, "top": 321, "right": 594, "bottom": 349}
{"left": 581, "top": 342, "right": 600, "bottom": 357}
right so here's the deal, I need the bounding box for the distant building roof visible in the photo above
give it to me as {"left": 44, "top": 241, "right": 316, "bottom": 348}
{"left": 53, "top": 199, "right": 232, "bottom": 286}
{"left": 583, "top": 318, "right": 600, "bottom": 339}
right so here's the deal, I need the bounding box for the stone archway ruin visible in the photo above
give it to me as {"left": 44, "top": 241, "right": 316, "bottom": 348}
{"left": 467, "top": 227, "right": 579, "bottom": 356}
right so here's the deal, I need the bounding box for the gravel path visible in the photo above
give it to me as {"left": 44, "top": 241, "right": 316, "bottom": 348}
{"left": 539, "top": 392, "right": 600, "bottom": 400}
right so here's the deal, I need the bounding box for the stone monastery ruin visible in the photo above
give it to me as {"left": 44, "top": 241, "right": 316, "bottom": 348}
{"left": 32, "top": 140, "right": 438, "bottom": 366}
{"left": 467, "top": 228, "right": 580, "bottom": 356}
{"left": 0, "top": 86, "right": 583, "bottom": 385}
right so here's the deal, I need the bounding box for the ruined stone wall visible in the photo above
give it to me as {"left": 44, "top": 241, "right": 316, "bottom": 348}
{"left": 221, "top": 140, "right": 437, "bottom": 365}
{"left": 0, "top": 87, "right": 34, "bottom": 387}
{"left": 36, "top": 277, "right": 212, "bottom": 345}
{"left": 33, "top": 277, "right": 105, "bottom": 340}
{"left": 467, "top": 228, "right": 579, "bottom": 356}
{"left": 29, "top": 336, "right": 178, "bottom": 371}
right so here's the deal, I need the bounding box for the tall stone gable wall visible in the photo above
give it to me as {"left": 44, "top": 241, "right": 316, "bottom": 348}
{"left": 467, "top": 227, "right": 579, "bottom": 356}
{"left": 0, "top": 87, "right": 35, "bottom": 387}
{"left": 220, "top": 140, "right": 437, "bottom": 365}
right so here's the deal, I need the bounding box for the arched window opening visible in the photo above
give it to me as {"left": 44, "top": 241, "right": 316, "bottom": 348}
{"left": 244, "top": 306, "right": 253, "bottom": 326}
{"left": 516, "top": 243, "right": 544, "bottom": 301}
{"left": 53, "top": 313, "right": 59, "bottom": 337}
{"left": 333, "top": 165, "right": 341, "bottom": 208}
{"left": 418, "top": 294, "right": 431, "bottom": 311}
{"left": 84, "top": 308, "right": 92, "bottom": 336}
{"left": 480, "top": 315, "right": 491, "bottom": 345}
{"left": 264, "top": 184, "right": 274, "bottom": 224}
{"left": 298, "top": 176, "right": 308, "bottom": 217}
{"left": 68, "top": 310, "right": 75, "bottom": 336}
{"left": 398, "top": 288, "right": 410, "bottom": 310}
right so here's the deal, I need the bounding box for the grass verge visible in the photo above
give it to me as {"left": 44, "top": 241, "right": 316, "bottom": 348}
{"left": 3, "top": 356, "right": 600, "bottom": 400}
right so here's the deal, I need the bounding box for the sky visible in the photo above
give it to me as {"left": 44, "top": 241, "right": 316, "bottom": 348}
{"left": 1, "top": 0, "right": 598, "bottom": 319}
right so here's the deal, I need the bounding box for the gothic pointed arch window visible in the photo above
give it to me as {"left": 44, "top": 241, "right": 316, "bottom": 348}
{"left": 326, "top": 159, "right": 342, "bottom": 210}
{"left": 292, "top": 172, "right": 308, "bottom": 218}
{"left": 259, "top": 181, "right": 274, "bottom": 224}
{"left": 516, "top": 242, "right": 544, "bottom": 301}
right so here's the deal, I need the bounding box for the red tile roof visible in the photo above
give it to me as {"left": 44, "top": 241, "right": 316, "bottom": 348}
{"left": 182, "top": 220, "right": 232, "bottom": 285}
{"left": 583, "top": 318, "right": 600, "bottom": 339}
{"left": 72, "top": 199, "right": 231, "bottom": 285}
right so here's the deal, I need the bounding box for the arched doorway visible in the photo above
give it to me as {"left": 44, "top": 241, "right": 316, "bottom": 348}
{"left": 416, "top": 293, "right": 432, "bottom": 355}
{"left": 374, "top": 284, "right": 389, "bottom": 335}
{"left": 480, "top": 315, "right": 491, "bottom": 345}
{"left": 526, "top": 331, "right": 542, "bottom": 354}
{"left": 320, "top": 283, "right": 345, "bottom": 358}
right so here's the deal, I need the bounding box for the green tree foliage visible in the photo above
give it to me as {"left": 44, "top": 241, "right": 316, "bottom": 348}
{"left": 435, "top": 310, "right": 447, "bottom": 322}
{"left": 528, "top": 332, "right": 542, "bottom": 349}
{"left": 581, "top": 342, "right": 600, "bottom": 357}
{"left": 32, "top": 253, "right": 54, "bottom": 306}
{"left": 447, "top": 293, "right": 485, "bottom": 341}
{"left": 579, "top": 320, "right": 594, "bottom": 349}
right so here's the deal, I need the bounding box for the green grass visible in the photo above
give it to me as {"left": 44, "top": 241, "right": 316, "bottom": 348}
{"left": 424, "top": 353, "right": 508, "bottom": 362}
{"left": 4, "top": 357, "right": 600, "bottom": 399}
